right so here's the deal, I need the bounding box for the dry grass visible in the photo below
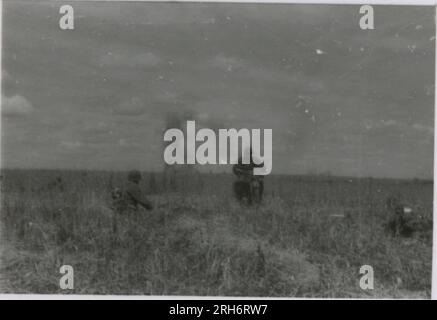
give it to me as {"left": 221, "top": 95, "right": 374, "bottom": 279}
{"left": 0, "top": 169, "right": 433, "bottom": 298}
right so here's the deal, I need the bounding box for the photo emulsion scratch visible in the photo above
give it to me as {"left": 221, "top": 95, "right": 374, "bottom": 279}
{"left": 0, "top": 1, "right": 435, "bottom": 300}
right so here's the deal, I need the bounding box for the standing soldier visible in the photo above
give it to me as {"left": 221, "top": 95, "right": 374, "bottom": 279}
{"left": 232, "top": 149, "right": 264, "bottom": 205}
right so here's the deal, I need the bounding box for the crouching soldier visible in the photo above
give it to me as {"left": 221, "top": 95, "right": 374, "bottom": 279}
{"left": 385, "top": 196, "right": 426, "bottom": 238}
{"left": 125, "top": 170, "right": 153, "bottom": 211}
{"left": 110, "top": 170, "right": 153, "bottom": 234}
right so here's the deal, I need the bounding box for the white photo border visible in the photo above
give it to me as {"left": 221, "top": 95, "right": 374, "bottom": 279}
{"left": 0, "top": 0, "right": 435, "bottom": 300}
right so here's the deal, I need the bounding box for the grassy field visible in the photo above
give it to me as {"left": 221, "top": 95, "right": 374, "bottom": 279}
{"left": 0, "top": 169, "right": 433, "bottom": 298}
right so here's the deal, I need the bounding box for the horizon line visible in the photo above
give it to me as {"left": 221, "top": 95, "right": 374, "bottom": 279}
{"left": 0, "top": 166, "right": 433, "bottom": 181}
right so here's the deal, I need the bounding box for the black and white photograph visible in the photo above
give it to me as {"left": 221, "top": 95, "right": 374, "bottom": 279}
{"left": 0, "top": 1, "right": 435, "bottom": 299}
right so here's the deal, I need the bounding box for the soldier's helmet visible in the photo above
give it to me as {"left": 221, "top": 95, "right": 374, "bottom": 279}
{"left": 386, "top": 196, "right": 399, "bottom": 210}
{"left": 111, "top": 187, "right": 123, "bottom": 200}
{"left": 128, "top": 170, "right": 142, "bottom": 183}
{"left": 386, "top": 196, "right": 405, "bottom": 215}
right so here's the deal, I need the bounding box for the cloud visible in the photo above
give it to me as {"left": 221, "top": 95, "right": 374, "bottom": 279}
{"left": 100, "top": 51, "right": 161, "bottom": 68}
{"left": 1, "top": 95, "right": 33, "bottom": 117}
{"left": 2, "top": 70, "right": 10, "bottom": 80}
{"left": 209, "top": 54, "right": 244, "bottom": 72}
{"left": 413, "top": 123, "right": 433, "bottom": 135}
{"left": 60, "top": 141, "right": 84, "bottom": 149}
{"left": 113, "top": 97, "right": 146, "bottom": 116}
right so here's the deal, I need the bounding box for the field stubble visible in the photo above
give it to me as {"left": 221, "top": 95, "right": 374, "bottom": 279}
{"left": 0, "top": 169, "right": 433, "bottom": 298}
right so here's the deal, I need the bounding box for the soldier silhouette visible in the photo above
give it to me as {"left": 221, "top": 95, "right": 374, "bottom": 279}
{"left": 385, "top": 196, "right": 425, "bottom": 237}
{"left": 125, "top": 170, "right": 153, "bottom": 211}
{"left": 110, "top": 170, "right": 153, "bottom": 234}
{"left": 232, "top": 148, "right": 264, "bottom": 205}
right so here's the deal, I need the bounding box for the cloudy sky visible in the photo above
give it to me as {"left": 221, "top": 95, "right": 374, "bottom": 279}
{"left": 1, "top": 1, "right": 435, "bottom": 178}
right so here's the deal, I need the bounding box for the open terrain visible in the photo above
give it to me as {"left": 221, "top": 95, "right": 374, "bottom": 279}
{"left": 0, "top": 169, "right": 433, "bottom": 298}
